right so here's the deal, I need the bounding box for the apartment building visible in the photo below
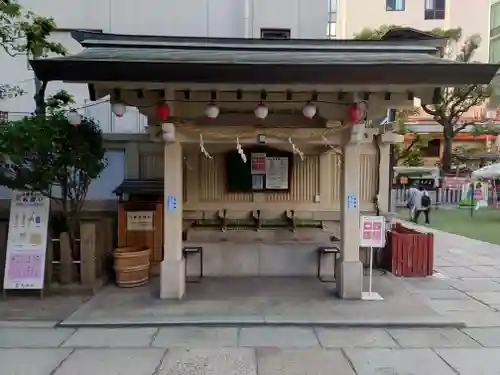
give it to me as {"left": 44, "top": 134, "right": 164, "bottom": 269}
{"left": 491, "top": 0, "right": 500, "bottom": 63}
{"left": 335, "top": 0, "right": 490, "bottom": 63}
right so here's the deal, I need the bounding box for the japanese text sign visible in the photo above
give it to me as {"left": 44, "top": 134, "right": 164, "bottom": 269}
{"left": 360, "top": 216, "right": 386, "bottom": 248}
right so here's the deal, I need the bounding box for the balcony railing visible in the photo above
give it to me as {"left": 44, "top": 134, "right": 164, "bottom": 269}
{"left": 83, "top": 100, "right": 148, "bottom": 133}
{"left": 1, "top": 101, "right": 148, "bottom": 134}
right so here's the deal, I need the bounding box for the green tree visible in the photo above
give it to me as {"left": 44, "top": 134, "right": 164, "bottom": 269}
{"left": 355, "top": 26, "right": 489, "bottom": 173}
{"left": 0, "top": 0, "right": 66, "bottom": 102}
{"left": 0, "top": 91, "right": 106, "bottom": 257}
{"left": 392, "top": 108, "right": 428, "bottom": 167}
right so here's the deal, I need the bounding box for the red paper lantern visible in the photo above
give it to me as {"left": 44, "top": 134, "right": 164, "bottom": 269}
{"left": 156, "top": 102, "right": 170, "bottom": 121}
{"left": 347, "top": 104, "right": 361, "bottom": 123}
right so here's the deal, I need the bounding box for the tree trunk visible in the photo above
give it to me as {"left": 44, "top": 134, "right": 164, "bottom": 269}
{"left": 34, "top": 81, "right": 47, "bottom": 116}
{"left": 441, "top": 128, "right": 454, "bottom": 173}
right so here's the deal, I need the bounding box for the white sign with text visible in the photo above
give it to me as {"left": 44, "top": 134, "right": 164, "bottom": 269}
{"left": 3, "top": 191, "right": 50, "bottom": 290}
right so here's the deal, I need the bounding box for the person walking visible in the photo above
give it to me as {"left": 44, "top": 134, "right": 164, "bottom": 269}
{"left": 406, "top": 182, "right": 422, "bottom": 221}
{"left": 414, "top": 187, "right": 431, "bottom": 224}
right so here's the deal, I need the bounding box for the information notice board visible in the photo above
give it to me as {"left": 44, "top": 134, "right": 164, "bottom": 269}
{"left": 360, "top": 216, "right": 386, "bottom": 248}
{"left": 3, "top": 191, "right": 50, "bottom": 290}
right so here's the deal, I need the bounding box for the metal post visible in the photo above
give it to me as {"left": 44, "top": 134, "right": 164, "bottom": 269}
{"left": 368, "top": 246, "right": 373, "bottom": 296}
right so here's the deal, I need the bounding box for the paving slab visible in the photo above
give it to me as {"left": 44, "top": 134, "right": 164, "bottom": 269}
{"left": 448, "top": 278, "right": 500, "bottom": 292}
{"left": 158, "top": 348, "right": 256, "bottom": 375}
{"left": 256, "top": 348, "right": 355, "bottom": 375}
{"left": 0, "top": 348, "right": 72, "bottom": 375}
{"left": 468, "top": 266, "right": 500, "bottom": 277}
{"left": 400, "top": 278, "right": 454, "bottom": 291}
{"left": 436, "top": 266, "right": 486, "bottom": 279}
{"left": 152, "top": 327, "right": 238, "bottom": 347}
{"left": 462, "top": 327, "right": 500, "bottom": 347}
{"left": 387, "top": 328, "right": 480, "bottom": 348}
{"left": 0, "top": 294, "right": 90, "bottom": 322}
{"left": 467, "top": 292, "right": 500, "bottom": 306}
{"left": 425, "top": 299, "right": 492, "bottom": 313}
{"left": 436, "top": 348, "right": 500, "bottom": 375}
{"left": 62, "top": 328, "right": 157, "bottom": 348}
{"left": 60, "top": 277, "right": 464, "bottom": 328}
{"left": 239, "top": 327, "right": 319, "bottom": 348}
{"left": 54, "top": 348, "right": 165, "bottom": 375}
{"left": 416, "top": 289, "right": 472, "bottom": 300}
{"left": 0, "top": 328, "right": 75, "bottom": 348}
{"left": 344, "top": 348, "right": 456, "bottom": 375}
{"left": 315, "top": 328, "right": 398, "bottom": 348}
{"left": 0, "top": 321, "right": 58, "bottom": 328}
{"left": 445, "top": 311, "right": 500, "bottom": 327}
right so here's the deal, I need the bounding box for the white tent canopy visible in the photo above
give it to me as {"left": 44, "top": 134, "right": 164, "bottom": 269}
{"left": 472, "top": 163, "right": 500, "bottom": 180}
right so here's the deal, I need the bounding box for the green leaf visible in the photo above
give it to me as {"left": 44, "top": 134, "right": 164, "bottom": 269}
{"left": 0, "top": 90, "right": 106, "bottom": 214}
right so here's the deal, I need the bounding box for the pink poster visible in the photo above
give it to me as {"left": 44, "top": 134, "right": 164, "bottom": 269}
{"left": 7, "top": 253, "right": 44, "bottom": 280}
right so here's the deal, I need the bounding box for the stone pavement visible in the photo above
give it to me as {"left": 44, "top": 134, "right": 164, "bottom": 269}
{"left": 3, "top": 325, "right": 500, "bottom": 374}
{"left": 58, "top": 275, "right": 460, "bottom": 328}
{"left": 398, "top": 220, "right": 500, "bottom": 328}
{"left": 5, "top": 223, "right": 500, "bottom": 373}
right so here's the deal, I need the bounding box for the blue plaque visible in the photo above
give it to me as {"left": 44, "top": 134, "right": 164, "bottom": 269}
{"left": 167, "top": 195, "right": 177, "bottom": 211}
{"left": 347, "top": 192, "right": 357, "bottom": 209}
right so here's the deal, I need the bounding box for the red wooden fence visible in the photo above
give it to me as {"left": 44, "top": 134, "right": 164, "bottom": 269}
{"left": 386, "top": 223, "right": 434, "bottom": 277}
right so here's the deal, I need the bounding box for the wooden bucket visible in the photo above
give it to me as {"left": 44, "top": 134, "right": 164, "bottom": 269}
{"left": 114, "top": 246, "right": 151, "bottom": 287}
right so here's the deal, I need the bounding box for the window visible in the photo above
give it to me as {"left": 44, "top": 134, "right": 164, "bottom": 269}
{"left": 424, "top": 0, "right": 445, "bottom": 20}
{"left": 386, "top": 0, "right": 405, "bottom": 11}
{"left": 260, "top": 28, "right": 291, "bottom": 40}
{"left": 326, "top": 0, "right": 337, "bottom": 39}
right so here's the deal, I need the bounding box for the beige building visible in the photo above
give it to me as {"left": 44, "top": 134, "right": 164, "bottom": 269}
{"left": 331, "top": 0, "right": 490, "bottom": 63}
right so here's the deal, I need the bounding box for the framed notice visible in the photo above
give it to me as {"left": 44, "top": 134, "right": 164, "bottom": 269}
{"left": 360, "top": 216, "right": 386, "bottom": 248}
{"left": 251, "top": 153, "right": 266, "bottom": 175}
{"left": 127, "top": 211, "right": 154, "bottom": 231}
{"left": 265, "top": 157, "right": 289, "bottom": 190}
{"left": 226, "top": 146, "right": 293, "bottom": 193}
{"left": 3, "top": 190, "right": 50, "bottom": 290}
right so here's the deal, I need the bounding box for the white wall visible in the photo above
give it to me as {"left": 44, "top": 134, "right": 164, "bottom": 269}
{"left": 0, "top": 150, "right": 126, "bottom": 201}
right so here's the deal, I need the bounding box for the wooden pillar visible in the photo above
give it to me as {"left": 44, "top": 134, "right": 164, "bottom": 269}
{"left": 59, "top": 232, "right": 73, "bottom": 284}
{"left": 80, "top": 222, "right": 96, "bottom": 288}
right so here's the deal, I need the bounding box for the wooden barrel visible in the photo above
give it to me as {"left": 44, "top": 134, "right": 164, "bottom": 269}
{"left": 114, "top": 246, "right": 151, "bottom": 287}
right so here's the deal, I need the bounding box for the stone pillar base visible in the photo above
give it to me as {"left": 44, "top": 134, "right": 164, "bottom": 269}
{"left": 336, "top": 260, "right": 363, "bottom": 300}
{"left": 160, "top": 258, "right": 185, "bottom": 299}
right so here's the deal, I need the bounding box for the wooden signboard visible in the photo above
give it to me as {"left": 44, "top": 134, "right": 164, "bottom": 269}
{"left": 117, "top": 202, "right": 163, "bottom": 263}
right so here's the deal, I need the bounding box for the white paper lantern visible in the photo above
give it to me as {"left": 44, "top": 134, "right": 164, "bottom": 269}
{"left": 205, "top": 103, "right": 220, "bottom": 119}
{"left": 66, "top": 111, "right": 82, "bottom": 126}
{"left": 302, "top": 103, "right": 316, "bottom": 119}
{"left": 254, "top": 103, "right": 268, "bottom": 120}
{"left": 111, "top": 102, "right": 126, "bottom": 117}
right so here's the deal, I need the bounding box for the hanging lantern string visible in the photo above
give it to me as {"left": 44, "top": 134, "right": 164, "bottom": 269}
{"left": 119, "top": 98, "right": 367, "bottom": 107}
{"left": 199, "top": 134, "right": 212, "bottom": 159}
{"left": 32, "top": 96, "right": 369, "bottom": 120}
